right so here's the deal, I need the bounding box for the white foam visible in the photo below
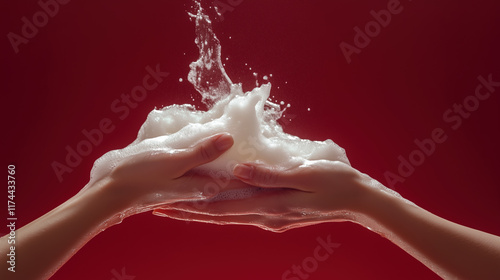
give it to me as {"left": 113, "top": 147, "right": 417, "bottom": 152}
{"left": 87, "top": 1, "right": 349, "bottom": 206}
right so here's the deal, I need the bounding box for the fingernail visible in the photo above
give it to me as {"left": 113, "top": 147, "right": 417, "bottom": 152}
{"left": 233, "top": 164, "right": 254, "bottom": 180}
{"left": 215, "top": 134, "right": 233, "bottom": 151}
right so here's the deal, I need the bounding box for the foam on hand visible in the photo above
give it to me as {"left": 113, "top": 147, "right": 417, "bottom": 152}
{"left": 87, "top": 2, "right": 349, "bottom": 204}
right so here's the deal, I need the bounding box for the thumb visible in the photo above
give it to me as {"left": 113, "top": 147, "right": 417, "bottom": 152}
{"left": 177, "top": 133, "right": 234, "bottom": 174}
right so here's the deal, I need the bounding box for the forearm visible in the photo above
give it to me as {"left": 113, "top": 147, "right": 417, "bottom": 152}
{"left": 0, "top": 133, "right": 232, "bottom": 279}
{"left": 0, "top": 179, "right": 122, "bottom": 280}
{"left": 359, "top": 182, "right": 500, "bottom": 279}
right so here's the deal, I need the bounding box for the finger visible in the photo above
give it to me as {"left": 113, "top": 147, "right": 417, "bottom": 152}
{"left": 161, "top": 189, "right": 308, "bottom": 217}
{"left": 155, "top": 210, "right": 287, "bottom": 232}
{"left": 170, "top": 177, "right": 255, "bottom": 200}
{"left": 176, "top": 133, "right": 234, "bottom": 175}
{"left": 233, "top": 163, "right": 310, "bottom": 191}
{"left": 154, "top": 209, "right": 264, "bottom": 225}
{"left": 152, "top": 209, "right": 326, "bottom": 233}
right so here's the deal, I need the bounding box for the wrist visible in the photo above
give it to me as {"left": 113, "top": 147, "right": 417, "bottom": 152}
{"left": 352, "top": 175, "right": 406, "bottom": 222}
{"left": 80, "top": 178, "right": 134, "bottom": 223}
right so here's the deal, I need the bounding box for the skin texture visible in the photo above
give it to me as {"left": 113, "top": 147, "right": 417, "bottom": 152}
{"left": 1, "top": 133, "right": 500, "bottom": 279}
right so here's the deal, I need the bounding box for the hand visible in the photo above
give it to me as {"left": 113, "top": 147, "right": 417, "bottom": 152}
{"left": 154, "top": 160, "right": 382, "bottom": 232}
{"left": 0, "top": 133, "right": 251, "bottom": 280}
{"left": 89, "top": 133, "right": 247, "bottom": 216}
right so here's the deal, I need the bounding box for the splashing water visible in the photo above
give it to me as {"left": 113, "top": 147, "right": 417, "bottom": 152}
{"left": 87, "top": 1, "right": 349, "bottom": 204}
{"left": 188, "top": 2, "right": 232, "bottom": 106}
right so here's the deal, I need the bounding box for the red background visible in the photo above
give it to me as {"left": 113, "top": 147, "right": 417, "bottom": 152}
{"left": 2, "top": 0, "right": 500, "bottom": 279}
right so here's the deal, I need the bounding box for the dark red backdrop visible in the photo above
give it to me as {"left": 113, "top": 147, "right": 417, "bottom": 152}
{"left": 2, "top": 0, "right": 500, "bottom": 279}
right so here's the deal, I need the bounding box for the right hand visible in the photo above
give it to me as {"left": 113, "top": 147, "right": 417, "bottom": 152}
{"left": 154, "top": 160, "right": 382, "bottom": 232}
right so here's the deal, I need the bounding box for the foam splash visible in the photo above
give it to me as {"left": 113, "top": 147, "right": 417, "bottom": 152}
{"left": 87, "top": 1, "right": 349, "bottom": 205}
{"left": 187, "top": 2, "right": 232, "bottom": 106}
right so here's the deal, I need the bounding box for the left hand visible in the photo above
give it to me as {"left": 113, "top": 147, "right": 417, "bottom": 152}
{"left": 90, "top": 133, "right": 250, "bottom": 216}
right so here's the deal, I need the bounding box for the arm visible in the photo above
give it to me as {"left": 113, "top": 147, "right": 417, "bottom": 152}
{"left": 156, "top": 161, "right": 500, "bottom": 279}
{"left": 0, "top": 133, "right": 236, "bottom": 280}
{"left": 0, "top": 180, "right": 124, "bottom": 280}
{"left": 362, "top": 187, "right": 500, "bottom": 280}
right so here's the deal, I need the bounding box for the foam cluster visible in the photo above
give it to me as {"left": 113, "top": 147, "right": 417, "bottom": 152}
{"left": 88, "top": 82, "right": 349, "bottom": 192}
{"left": 87, "top": 1, "right": 350, "bottom": 203}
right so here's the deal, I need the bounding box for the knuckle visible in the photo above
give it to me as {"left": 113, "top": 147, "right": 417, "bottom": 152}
{"left": 198, "top": 144, "right": 213, "bottom": 161}
{"left": 255, "top": 168, "right": 277, "bottom": 185}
